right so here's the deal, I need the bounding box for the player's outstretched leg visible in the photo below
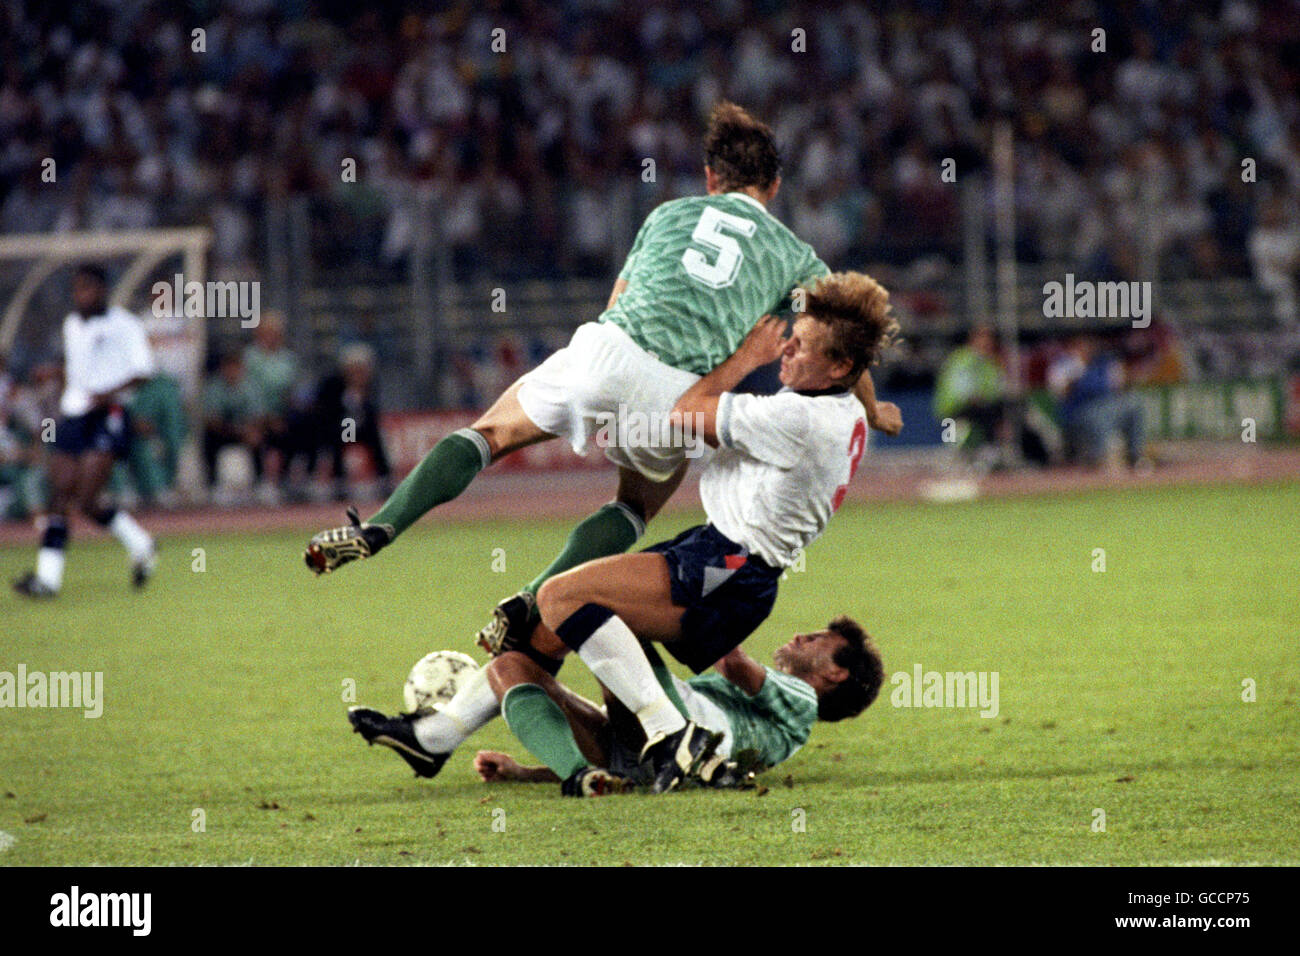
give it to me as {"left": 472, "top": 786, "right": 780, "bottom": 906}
{"left": 92, "top": 507, "right": 156, "bottom": 589}
{"left": 305, "top": 423, "right": 490, "bottom": 573}
{"left": 476, "top": 501, "right": 646, "bottom": 654}
{"left": 347, "top": 666, "right": 502, "bottom": 778}
{"left": 305, "top": 380, "right": 552, "bottom": 575}
{"left": 477, "top": 462, "right": 686, "bottom": 654}
{"left": 499, "top": 682, "right": 631, "bottom": 797}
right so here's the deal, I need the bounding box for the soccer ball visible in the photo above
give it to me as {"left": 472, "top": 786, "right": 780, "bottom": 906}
{"left": 402, "top": 650, "right": 481, "bottom": 715}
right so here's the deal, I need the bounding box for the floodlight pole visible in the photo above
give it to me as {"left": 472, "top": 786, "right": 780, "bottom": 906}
{"left": 992, "top": 119, "right": 1022, "bottom": 397}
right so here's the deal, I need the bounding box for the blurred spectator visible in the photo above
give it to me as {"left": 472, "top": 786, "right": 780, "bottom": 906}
{"left": 0, "top": 1, "right": 1295, "bottom": 289}
{"left": 314, "top": 344, "right": 392, "bottom": 500}
{"left": 242, "top": 310, "right": 307, "bottom": 496}
{"left": 933, "top": 325, "right": 1010, "bottom": 454}
{"left": 202, "top": 351, "right": 265, "bottom": 492}
{"left": 933, "top": 325, "right": 1052, "bottom": 468}
{"left": 1125, "top": 320, "right": 1188, "bottom": 386}
{"left": 1047, "top": 335, "right": 1147, "bottom": 470}
{"left": 1249, "top": 198, "right": 1300, "bottom": 325}
{"left": 0, "top": 356, "right": 40, "bottom": 519}
{"left": 126, "top": 371, "right": 187, "bottom": 508}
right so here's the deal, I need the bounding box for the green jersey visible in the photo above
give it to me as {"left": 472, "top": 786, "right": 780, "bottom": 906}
{"left": 243, "top": 344, "right": 299, "bottom": 415}
{"left": 932, "top": 346, "right": 1005, "bottom": 419}
{"left": 602, "top": 192, "right": 829, "bottom": 375}
{"left": 672, "top": 667, "right": 820, "bottom": 769}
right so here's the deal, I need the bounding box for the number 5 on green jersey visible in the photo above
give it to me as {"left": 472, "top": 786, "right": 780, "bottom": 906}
{"left": 682, "top": 206, "right": 759, "bottom": 289}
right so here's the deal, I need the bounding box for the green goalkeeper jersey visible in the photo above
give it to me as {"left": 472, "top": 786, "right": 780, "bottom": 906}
{"left": 645, "top": 647, "right": 819, "bottom": 769}
{"left": 601, "top": 192, "right": 829, "bottom": 375}
{"left": 683, "top": 668, "right": 820, "bottom": 769}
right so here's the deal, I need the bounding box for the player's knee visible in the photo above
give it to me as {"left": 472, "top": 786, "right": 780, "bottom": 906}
{"left": 486, "top": 651, "right": 544, "bottom": 694}
{"left": 485, "top": 653, "right": 524, "bottom": 699}
{"left": 535, "top": 575, "right": 578, "bottom": 628}
{"left": 535, "top": 577, "right": 559, "bottom": 617}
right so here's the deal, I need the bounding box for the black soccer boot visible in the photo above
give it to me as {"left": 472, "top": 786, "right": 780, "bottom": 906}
{"left": 12, "top": 572, "right": 56, "bottom": 600}
{"left": 560, "top": 766, "right": 634, "bottom": 798}
{"left": 131, "top": 549, "right": 157, "bottom": 589}
{"left": 347, "top": 706, "right": 449, "bottom": 779}
{"left": 695, "top": 753, "right": 757, "bottom": 790}
{"left": 305, "top": 506, "right": 395, "bottom": 575}
{"left": 641, "top": 722, "right": 724, "bottom": 794}
{"left": 475, "top": 590, "right": 539, "bottom": 656}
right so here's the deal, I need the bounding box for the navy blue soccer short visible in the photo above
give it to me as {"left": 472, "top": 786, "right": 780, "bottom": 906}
{"left": 53, "top": 406, "right": 133, "bottom": 458}
{"left": 642, "top": 523, "right": 782, "bottom": 674}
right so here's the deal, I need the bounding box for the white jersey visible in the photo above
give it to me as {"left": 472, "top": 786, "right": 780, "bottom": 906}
{"left": 702, "top": 387, "right": 867, "bottom": 568}
{"left": 60, "top": 305, "right": 155, "bottom": 417}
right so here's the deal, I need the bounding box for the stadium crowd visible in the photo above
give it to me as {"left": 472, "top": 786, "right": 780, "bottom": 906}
{"left": 2, "top": 1, "right": 1299, "bottom": 514}
{"left": 1, "top": 0, "right": 1298, "bottom": 301}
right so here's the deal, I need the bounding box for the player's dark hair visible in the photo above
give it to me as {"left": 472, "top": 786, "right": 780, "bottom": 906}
{"left": 817, "top": 614, "right": 884, "bottom": 722}
{"left": 74, "top": 264, "right": 108, "bottom": 286}
{"left": 802, "top": 272, "right": 901, "bottom": 383}
{"left": 703, "top": 101, "right": 781, "bottom": 191}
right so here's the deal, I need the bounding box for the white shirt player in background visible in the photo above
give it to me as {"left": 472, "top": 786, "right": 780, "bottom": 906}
{"left": 13, "top": 264, "right": 158, "bottom": 599}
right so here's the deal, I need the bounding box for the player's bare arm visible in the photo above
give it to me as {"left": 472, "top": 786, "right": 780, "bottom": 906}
{"left": 474, "top": 751, "right": 560, "bottom": 784}
{"left": 671, "top": 315, "right": 788, "bottom": 446}
{"left": 606, "top": 277, "right": 628, "bottom": 309}
{"left": 854, "top": 369, "right": 903, "bottom": 437}
{"left": 712, "top": 645, "right": 767, "bottom": 695}
{"left": 89, "top": 375, "right": 149, "bottom": 409}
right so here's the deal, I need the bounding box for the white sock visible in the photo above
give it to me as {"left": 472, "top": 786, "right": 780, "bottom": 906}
{"left": 577, "top": 615, "right": 686, "bottom": 741}
{"left": 109, "top": 511, "right": 154, "bottom": 562}
{"left": 36, "top": 547, "right": 65, "bottom": 591}
{"left": 412, "top": 667, "right": 500, "bottom": 753}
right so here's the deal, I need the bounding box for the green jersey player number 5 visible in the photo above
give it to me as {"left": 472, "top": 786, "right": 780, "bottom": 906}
{"left": 682, "top": 206, "right": 759, "bottom": 289}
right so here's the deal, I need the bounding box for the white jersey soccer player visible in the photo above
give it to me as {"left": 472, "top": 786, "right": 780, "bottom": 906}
{"left": 341, "top": 274, "right": 898, "bottom": 794}
{"left": 59, "top": 305, "right": 155, "bottom": 418}
{"left": 704, "top": 386, "right": 866, "bottom": 570}
{"left": 12, "top": 265, "right": 158, "bottom": 599}
{"left": 303, "top": 104, "right": 902, "bottom": 669}
{"left": 518, "top": 272, "right": 899, "bottom": 790}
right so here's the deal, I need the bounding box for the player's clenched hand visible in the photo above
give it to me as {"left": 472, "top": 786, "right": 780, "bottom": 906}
{"left": 868, "top": 401, "right": 903, "bottom": 436}
{"left": 474, "top": 750, "right": 523, "bottom": 782}
{"left": 738, "top": 315, "right": 788, "bottom": 367}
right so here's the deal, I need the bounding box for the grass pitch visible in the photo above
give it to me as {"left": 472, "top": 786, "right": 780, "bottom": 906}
{"left": 2, "top": 480, "right": 1297, "bottom": 866}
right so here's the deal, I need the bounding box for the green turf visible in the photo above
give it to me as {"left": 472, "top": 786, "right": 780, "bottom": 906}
{"left": 2, "top": 481, "right": 1297, "bottom": 866}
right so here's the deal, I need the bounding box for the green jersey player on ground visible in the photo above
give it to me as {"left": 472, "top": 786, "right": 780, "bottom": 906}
{"left": 304, "top": 102, "right": 902, "bottom": 651}
{"left": 347, "top": 615, "right": 884, "bottom": 797}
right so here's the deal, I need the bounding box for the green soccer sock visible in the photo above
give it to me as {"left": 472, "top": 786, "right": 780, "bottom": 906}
{"left": 500, "top": 683, "right": 588, "bottom": 780}
{"left": 523, "top": 501, "right": 646, "bottom": 595}
{"left": 368, "top": 428, "right": 491, "bottom": 537}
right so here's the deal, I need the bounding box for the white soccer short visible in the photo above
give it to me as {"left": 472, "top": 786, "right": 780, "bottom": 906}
{"left": 516, "top": 320, "right": 700, "bottom": 482}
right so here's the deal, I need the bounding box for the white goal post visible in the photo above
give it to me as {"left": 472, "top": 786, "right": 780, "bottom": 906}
{"left": 0, "top": 227, "right": 211, "bottom": 354}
